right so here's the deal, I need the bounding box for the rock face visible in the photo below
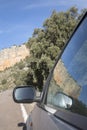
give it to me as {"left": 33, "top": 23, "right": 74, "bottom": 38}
{"left": 54, "top": 59, "right": 81, "bottom": 98}
{"left": 0, "top": 45, "right": 29, "bottom": 71}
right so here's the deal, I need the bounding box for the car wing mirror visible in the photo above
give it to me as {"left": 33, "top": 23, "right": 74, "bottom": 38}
{"left": 52, "top": 92, "right": 73, "bottom": 109}
{"left": 13, "top": 86, "right": 36, "bottom": 103}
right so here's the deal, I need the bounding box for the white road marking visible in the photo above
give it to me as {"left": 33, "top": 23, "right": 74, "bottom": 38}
{"left": 20, "top": 104, "right": 28, "bottom": 123}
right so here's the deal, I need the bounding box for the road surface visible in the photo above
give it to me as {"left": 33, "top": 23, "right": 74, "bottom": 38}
{"left": 0, "top": 89, "right": 35, "bottom": 130}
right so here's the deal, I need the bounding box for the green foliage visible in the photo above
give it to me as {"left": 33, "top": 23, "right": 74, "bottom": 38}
{"left": 1, "top": 79, "right": 7, "bottom": 85}
{"left": 43, "top": 8, "right": 78, "bottom": 49}
{"left": 25, "top": 7, "right": 81, "bottom": 91}
{"left": 0, "top": 7, "right": 84, "bottom": 92}
{"left": 30, "top": 43, "right": 44, "bottom": 58}
{"left": 25, "top": 56, "right": 53, "bottom": 91}
{"left": 16, "top": 60, "right": 25, "bottom": 70}
{"left": 13, "top": 70, "right": 27, "bottom": 86}
{"left": 47, "top": 46, "right": 61, "bottom": 60}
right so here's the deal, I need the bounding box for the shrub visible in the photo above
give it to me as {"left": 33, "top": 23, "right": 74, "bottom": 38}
{"left": 1, "top": 79, "right": 7, "bottom": 85}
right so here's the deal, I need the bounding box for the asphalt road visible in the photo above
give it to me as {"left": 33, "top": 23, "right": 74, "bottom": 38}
{"left": 0, "top": 89, "right": 29, "bottom": 130}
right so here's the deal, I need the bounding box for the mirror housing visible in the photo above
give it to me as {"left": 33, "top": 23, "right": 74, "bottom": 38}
{"left": 13, "top": 86, "right": 40, "bottom": 103}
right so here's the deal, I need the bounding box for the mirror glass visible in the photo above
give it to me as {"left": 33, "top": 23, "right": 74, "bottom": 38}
{"left": 13, "top": 86, "right": 35, "bottom": 103}
{"left": 52, "top": 92, "right": 72, "bottom": 109}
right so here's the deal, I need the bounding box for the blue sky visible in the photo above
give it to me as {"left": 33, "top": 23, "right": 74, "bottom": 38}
{"left": 0, "top": 0, "right": 87, "bottom": 50}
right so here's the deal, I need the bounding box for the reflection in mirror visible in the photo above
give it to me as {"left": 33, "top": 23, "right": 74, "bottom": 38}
{"left": 13, "top": 86, "right": 35, "bottom": 103}
{"left": 52, "top": 92, "right": 72, "bottom": 109}
{"left": 47, "top": 16, "right": 87, "bottom": 117}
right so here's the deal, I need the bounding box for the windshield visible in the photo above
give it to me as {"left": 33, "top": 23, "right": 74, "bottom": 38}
{"left": 47, "top": 15, "right": 87, "bottom": 117}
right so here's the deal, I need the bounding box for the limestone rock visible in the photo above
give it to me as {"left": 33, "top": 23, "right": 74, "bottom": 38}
{"left": 0, "top": 45, "right": 30, "bottom": 71}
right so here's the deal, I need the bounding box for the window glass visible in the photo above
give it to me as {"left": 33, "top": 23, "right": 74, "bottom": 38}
{"left": 47, "top": 16, "right": 87, "bottom": 117}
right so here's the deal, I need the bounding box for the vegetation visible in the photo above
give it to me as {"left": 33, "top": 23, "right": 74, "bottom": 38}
{"left": 0, "top": 7, "right": 86, "bottom": 92}
{"left": 1, "top": 79, "right": 7, "bottom": 85}
{"left": 25, "top": 7, "right": 84, "bottom": 91}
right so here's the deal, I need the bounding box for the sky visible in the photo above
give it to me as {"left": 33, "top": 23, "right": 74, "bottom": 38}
{"left": 0, "top": 0, "right": 87, "bottom": 50}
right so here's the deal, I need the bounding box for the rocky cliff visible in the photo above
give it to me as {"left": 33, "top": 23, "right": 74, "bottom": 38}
{"left": 54, "top": 59, "right": 81, "bottom": 98}
{"left": 0, "top": 45, "right": 30, "bottom": 71}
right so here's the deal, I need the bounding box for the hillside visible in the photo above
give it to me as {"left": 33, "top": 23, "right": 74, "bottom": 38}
{"left": 0, "top": 8, "right": 83, "bottom": 92}
{"left": 54, "top": 59, "right": 81, "bottom": 98}
{"left": 0, "top": 45, "right": 30, "bottom": 71}
{"left": 0, "top": 44, "right": 30, "bottom": 92}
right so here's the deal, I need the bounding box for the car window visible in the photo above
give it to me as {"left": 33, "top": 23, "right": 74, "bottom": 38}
{"left": 46, "top": 16, "right": 87, "bottom": 117}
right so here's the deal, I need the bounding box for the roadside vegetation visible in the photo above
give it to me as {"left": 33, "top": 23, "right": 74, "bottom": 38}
{"left": 0, "top": 7, "right": 86, "bottom": 92}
